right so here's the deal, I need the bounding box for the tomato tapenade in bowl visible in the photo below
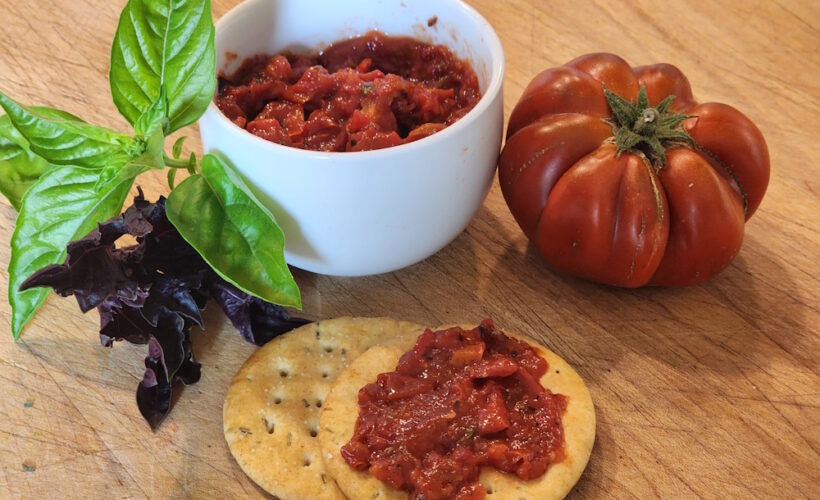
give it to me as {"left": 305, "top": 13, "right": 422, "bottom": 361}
{"left": 199, "top": 0, "right": 504, "bottom": 276}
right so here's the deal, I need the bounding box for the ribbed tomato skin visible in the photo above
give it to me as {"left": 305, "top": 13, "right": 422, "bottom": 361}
{"left": 499, "top": 53, "right": 770, "bottom": 287}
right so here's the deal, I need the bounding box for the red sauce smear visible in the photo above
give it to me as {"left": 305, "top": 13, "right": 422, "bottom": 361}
{"left": 215, "top": 31, "right": 482, "bottom": 152}
{"left": 341, "top": 319, "right": 568, "bottom": 500}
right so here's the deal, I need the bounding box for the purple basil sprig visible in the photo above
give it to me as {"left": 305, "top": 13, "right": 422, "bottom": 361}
{"left": 21, "top": 190, "right": 309, "bottom": 428}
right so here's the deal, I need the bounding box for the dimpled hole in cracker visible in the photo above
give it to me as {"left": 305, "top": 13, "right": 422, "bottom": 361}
{"left": 224, "top": 317, "right": 424, "bottom": 500}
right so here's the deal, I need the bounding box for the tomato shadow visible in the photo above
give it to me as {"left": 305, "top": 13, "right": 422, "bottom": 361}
{"left": 594, "top": 230, "right": 808, "bottom": 377}
{"left": 479, "top": 200, "right": 808, "bottom": 380}
{"left": 473, "top": 205, "right": 811, "bottom": 497}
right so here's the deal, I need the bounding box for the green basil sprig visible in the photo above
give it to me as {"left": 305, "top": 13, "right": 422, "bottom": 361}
{"left": 0, "top": 0, "right": 300, "bottom": 339}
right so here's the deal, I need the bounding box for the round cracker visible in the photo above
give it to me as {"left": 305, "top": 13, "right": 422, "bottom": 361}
{"left": 224, "top": 317, "right": 424, "bottom": 500}
{"left": 318, "top": 326, "right": 596, "bottom": 500}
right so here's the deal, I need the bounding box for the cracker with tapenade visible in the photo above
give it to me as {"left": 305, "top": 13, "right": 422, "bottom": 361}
{"left": 318, "top": 324, "right": 596, "bottom": 500}
{"left": 223, "top": 317, "right": 423, "bottom": 500}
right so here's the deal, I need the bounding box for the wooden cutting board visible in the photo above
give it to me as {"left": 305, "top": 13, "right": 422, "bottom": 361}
{"left": 0, "top": 0, "right": 818, "bottom": 498}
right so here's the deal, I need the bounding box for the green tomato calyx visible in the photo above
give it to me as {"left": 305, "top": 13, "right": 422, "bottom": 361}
{"left": 604, "top": 83, "right": 697, "bottom": 168}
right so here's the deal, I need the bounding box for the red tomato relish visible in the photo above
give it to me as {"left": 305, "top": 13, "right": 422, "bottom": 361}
{"left": 341, "top": 319, "right": 568, "bottom": 500}
{"left": 215, "top": 31, "right": 482, "bottom": 152}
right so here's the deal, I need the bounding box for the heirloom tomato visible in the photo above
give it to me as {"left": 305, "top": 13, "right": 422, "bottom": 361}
{"left": 499, "top": 53, "right": 770, "bottom": 287}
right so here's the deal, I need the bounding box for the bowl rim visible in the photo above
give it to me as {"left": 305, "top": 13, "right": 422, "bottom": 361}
{"left": 205, "top": 0, "right": 505, "bottom": 160}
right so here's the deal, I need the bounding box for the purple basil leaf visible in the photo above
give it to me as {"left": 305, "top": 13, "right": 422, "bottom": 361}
{"left": 135, "top": 312, "right": 200, "bottom": 429}
{"left": 209, "top": 278, "right": 310, "bottom": 346}
{"left": 177, "top": 331, "right": 202, "bottom": 385}
{"left": 137, "top": 336, "right": 171, "bottom": 428}
{"left": 141, "top": 276, "right": 204, "bottom": 327}
{"left": 99, "top": 302, "right": 152, "bottom": 346}
{"left": 137, "top": 200, "right": 209, "bottom": 279}
{"left": 154, "top": 313, "right": 186, "bottom": 387}
{"left": 247, "top": 298, "right": 310, "bottom": 345}
{"left": 20, "top": 233, "right": 139, "bottom": 313}
{"left": 121, "top": 196, "right": 156, "bottom": 237}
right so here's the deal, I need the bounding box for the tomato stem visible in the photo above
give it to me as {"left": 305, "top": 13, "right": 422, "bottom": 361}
{"left": 604, "top": 84, "right": 696, "bottom": 168}
{"left": 633, "top": 108, "right": 660, "bottom": 135}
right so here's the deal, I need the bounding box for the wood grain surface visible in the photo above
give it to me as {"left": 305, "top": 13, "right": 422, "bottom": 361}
{"left": 1, "top": 0, "right": 818, "bottom": 498}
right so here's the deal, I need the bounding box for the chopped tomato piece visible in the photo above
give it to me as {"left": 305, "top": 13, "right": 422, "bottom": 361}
{"left": 246, "top": 119, "right": 289, "bottom": 146}
{"left": 514, "top": 367, "right": 546, "bottom": 398}
{"left": 466, "top": 353, "right": 519, "bottom": 378}
{"left": 339, "top": 440, "right": 370, "bottom": 470}
{"left": 378, "top": 372, "right": 435, "bottom": 401}
{"left": 262, "top": 54, "right": 292, "bottom": 80}
{"left": 433, "top": 327, "right": 464, "bottom": 349}
{"left": 406, "top": 122, "right": 446, "bottom": 143}
{"left": 450, "top": 342, "right": 485, "bottom": 367}
{"left": 486, "top": 441, "right": 508, "bottom": 466}
{"left": 477, "top": 383, "right": 509, "bottom": 435}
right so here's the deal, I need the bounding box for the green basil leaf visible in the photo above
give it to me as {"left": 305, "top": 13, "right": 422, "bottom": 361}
{"left": 26, "top": 106, "right": 86, "bottom": 124}
{"left": 134, "top": 85, "right": 168, "bottom": 139}
{"left": 110, "top": 0, "right": 216, "bottom": 134}
{"left": 127, "top": 87, "right": 169, "bottom": 177}
{"left": 2, "top": 107, "right": 85, "bottom": 147}
{"left": 172, "top": 135, "right": 187, "bottom": 159}
{"left": 0, "top": 107, "right": 86, "bottom": 210}
{"left": 0, "top": 116, "right": 53, "bottom": 211}
{"left": 0, "top": 92, "right": 135, "bottom": 168}
{"left": 137, "top": 124, "right": 167, "bottom": 171}
{"left": 95, "top": 129, "right": 162, "bottom": 191}
{"left": 8, "top": 163, "right": 143, "bottom": 339}
{"left": 166, "top": 154, "right": 301, "bottom": 309}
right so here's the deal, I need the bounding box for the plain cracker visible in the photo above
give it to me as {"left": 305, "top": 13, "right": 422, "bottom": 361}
{"left": 318, "top": 326, "right": 596, "bottom": 500}
{"left": 224, "top": 317, "right": 423, "bottom": 500}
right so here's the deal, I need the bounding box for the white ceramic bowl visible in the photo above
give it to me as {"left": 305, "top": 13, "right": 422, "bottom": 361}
{"left": 199, "top": 0, "right": 504, "bottom": 276}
